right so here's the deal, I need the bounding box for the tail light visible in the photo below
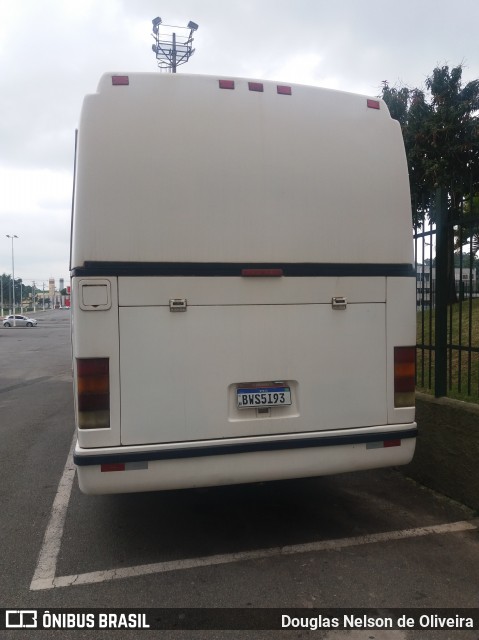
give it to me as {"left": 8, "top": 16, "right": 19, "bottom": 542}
{"left": 394, "top": 347, "right": 416, "bottom": 407}
{"left": 76, "top": 358, "right": 110, "bottom": 429}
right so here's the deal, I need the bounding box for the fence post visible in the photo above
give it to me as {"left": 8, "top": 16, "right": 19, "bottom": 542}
{"left": 434, "top": 187, "right": 448, "bottom": 397}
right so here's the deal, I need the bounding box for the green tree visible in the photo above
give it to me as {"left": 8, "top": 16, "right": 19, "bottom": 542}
{"left": 457, "top": 193, "right": 479, "bottom": 257}
{"left": 1, "top": 273, "right": 24, "bottom": 312}
{"left": 382, "top": 65, "right": 479, "bottom": 225}
{"left": 382, "top": 65, "right": 479, "bottom": 302}
{"left": 453, "top": 252, "right": 479, "bottom": 268}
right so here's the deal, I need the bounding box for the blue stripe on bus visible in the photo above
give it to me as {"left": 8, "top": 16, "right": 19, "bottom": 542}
{"left": 71, "top": 261, "right": 416, "bottom": 278}
{"left": 74, "top": 428, "right": 417, "bottom": 466}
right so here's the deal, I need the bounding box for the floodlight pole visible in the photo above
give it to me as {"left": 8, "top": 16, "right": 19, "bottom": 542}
{"left": 172, "top": 32, "right": 177, "bottom": 73}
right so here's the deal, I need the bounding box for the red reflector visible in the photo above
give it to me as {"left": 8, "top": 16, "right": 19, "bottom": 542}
{"left": 248, "top": 82, "right": 264, "bottom": 92}
{"left": 384, "top": 439, "right": 401, "bottom": 448}
{"left": 101, "top": 463, "right": 125, "bottom": 472}
{"left": 241, "top": 268, "right": 283, "bottom": 277}
{"left": 219, "top": 79, "right": 235, "bottom": 90}
{"left": 367, "top": 99, "right": 380, "bottom": 109}
{"left": 112, "top": 75, "right": 129, "bottom": 86}
{"left": 277, "top": 85, "right": 292, "bottom": 95}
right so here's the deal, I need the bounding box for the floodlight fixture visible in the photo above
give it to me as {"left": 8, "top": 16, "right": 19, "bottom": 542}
{"left": 151, "top": 17, "right": 199, "bottom": 72}
{"left": 152, "top": 16, "right": 162, "bottom": 34}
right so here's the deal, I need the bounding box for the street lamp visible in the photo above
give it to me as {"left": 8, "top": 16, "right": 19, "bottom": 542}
{"left": 6, "top": 234, "right": 18, "bottom": 325}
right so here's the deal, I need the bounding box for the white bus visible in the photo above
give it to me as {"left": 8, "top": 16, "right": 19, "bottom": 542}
{"left": 70, "top": 73, "right": 416, "bottom": 495}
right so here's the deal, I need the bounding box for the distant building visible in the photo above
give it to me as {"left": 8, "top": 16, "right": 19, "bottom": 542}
{"left": 416, "top": 264, "right": 478, "bottom": 306}
{"left": 49, "top": 278, "right": 55, "bottom": 301}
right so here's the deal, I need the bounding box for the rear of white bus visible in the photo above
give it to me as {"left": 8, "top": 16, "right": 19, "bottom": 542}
{"left": 71, "top": 73, "right": 416, "bottom": 494}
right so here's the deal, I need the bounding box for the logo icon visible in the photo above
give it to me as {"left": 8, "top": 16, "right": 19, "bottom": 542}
{"left": 6, "top": 610, "right": 38, "bottom": 628}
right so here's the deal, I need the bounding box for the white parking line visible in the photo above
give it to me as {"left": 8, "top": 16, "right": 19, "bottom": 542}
{"left": 30, "top": 434, "right": 76, "bottom": 591}
{"left": 30, "top": 439, "right": 478, "bottom": 591}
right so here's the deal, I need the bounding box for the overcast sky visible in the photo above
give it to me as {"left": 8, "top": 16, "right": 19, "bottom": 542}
{"left": 1, "top": 0, "right": 478, "bottom": 287}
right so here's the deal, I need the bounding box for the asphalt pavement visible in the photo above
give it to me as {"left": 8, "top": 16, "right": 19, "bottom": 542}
{"left": 1, "top": 309, "right": 478, "bottom": 640}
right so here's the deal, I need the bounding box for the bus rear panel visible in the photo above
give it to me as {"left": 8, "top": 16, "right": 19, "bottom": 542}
{"left": 71, "top": 73, "right": 416, "bottom": 494}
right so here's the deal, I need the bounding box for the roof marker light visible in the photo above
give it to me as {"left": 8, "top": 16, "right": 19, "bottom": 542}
{"left": 367, "top": 99, "right": 380, "bottom": 109}
{"left": 248, "top": 82, "right": 264, "bottom": 92}
{"left": 112, "top": 75, "right": 129, "bottom": 86}
{"left": 219, "top": 79, "right": 235, "bottom": 90}
{"left": 277, "top": 85, "right": 292, "bottom": 95}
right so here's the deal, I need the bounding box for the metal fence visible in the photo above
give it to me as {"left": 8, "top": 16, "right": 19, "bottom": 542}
{"left": 414, "top": 188, "right": 479, "bottom": 401}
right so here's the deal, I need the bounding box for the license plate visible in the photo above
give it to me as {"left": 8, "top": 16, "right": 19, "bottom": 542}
{"left": 236, "top": 386, "right": 291, "bottom": 409}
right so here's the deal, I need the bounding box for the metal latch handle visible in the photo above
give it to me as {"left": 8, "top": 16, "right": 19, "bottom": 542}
{"left": 332, "top": 297, "right": 347, "bottom": 310}
{"left": 169, "top": 298, "right": 187, "bottom": 312}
